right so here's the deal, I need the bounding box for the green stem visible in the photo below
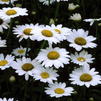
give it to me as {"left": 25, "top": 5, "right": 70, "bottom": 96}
{"left": 54, "top": 2, "right": 60, "bottom": 22}
{"left": 25, "top": 38, "right": 30, "bottom": 57}
{"left": 6, "top": 18, "right": 13, "bottom": 40}
{"left": 81, "top": 0, "right": 86, "bottom": 17}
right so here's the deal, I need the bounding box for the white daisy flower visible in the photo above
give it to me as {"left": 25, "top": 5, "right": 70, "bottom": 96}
{"left": 33, "top": 67, "right": 59, "bottom": 83}
{"left": 67, "top": 29, "right": 97, "bottom": 51}
{"left": 36, "top": 47, "right": 70, "bottom": 68}
{"left": 0, "top": 98, "right": 15, "bottom": 101}
{"left": 13, "top": 24, "right": 39, "bottom": 41}
{"left": 11, "top": 57, "right": 42, "bottom": 81}
{"left": 0, "top": 7, "right": 28, "bottom": 20}
{"left": 69, "top": 67, "right": 101, "bottom": 88}
{"left": 0, "top": 18, "right": 10, "bottom": 33}
{"left": 0, "top": 0, "right": 17, "bottom": 5}
{"left": 70, "top": 50, "right": 95, "bottom": 66}
{"left": 12, "top": 46, "right": 30, "bottom": 56}
{"left": 46, "top": 24, "right": 71, "bottom": 41}
{"left": 31, "top": 25, "right": 60, "bottom": 45}
{"left": 0, "top": 54, "right": 14, "bottom": 70}
{"left": 70, "top": 13, "right": 82, "bottom": 21}
{"left": 84, "top": 18, "right": 101, "bottom": 26}
{"left": 45, "top": 82, "right": 74, "bottom": 98}
{"left": 0, "top": 37, "right": 7, "bottom": 47}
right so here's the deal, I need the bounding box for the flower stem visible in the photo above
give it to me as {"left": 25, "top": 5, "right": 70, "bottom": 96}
{"left": 6, "top": 18, "right": 13, "bottom": 40}
{"left": 54, "top": 2, "right": 60, "bottom": 22}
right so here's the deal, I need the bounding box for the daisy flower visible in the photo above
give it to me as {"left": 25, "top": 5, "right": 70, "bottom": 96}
{"left": 31, "top": 25, "right": 60, "bottom": 45}
{"left": 67, "top": 29, "right": 97, "bottom": 51}
{"left": 36, "top": 47, "right": 70, "bottom": 68}
{"left": 0, "top": 0, "right": 17, "bottom": 5}
{"left": 12, "top": 46, "right": 30, "bottom": 56}
{"left": 0, "top": 18, "right": 10, "bottom": 33}
{"left": 0, "top": 7, "right": 28, "bottom": 20}
{"left": 0, "top": 37, "right": 7, "bottom": 47}
{"left": 84, "top": 18, "right": 101, "bottom": 26}
{"left": 69, "top": 67, "right": 101, "bottom": 88}
{"left": 0, "top": 54, "right": 14, "bottom": 70}
{"left": 13, "top": 24, "right": 39, "bottom": 41}
{"left": 11, "top": 57, "right": 42, "bottom": 81}
{"left": 0, "top": 98, "right": 15, "bottom": 101}
{"left": 70, "top": 13, "right": 82, "bottom": 21}
{"left": 46, "top": 24, "right": 71, "bottom": 41}
{"left": 45, "top": 82, "right": 74, "bottom": 98}
{"left": 33, "top": 67, "right": 59, "bottom": 83}
{"left": 70, "top": 50, "right": 95, "bottom": 67}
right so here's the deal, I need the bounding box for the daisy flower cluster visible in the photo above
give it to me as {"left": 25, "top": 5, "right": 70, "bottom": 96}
{"left": 0, "top": 0, "right": 101, "bottom": 101}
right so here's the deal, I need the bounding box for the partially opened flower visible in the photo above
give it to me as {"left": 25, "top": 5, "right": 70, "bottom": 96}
{"left": 0, "top": 37, "right": 7, "bottom": 47}
{"left": 36, "top": 47, "right": 70, "bottom": 68}
{"left": 70, "top": 50, "right": 94, "bottom": 66}
{"left": 0, "top": 7, "right": 28, "bottom": 20}
{"left": 68, "top": 3, "right": 79, "bottom": 11}
{"left": 67, "top": 29, "right": 97, "bottom": 51}
{"left": 11, "top": 57, "right": 42, "bottom": 80}
{"left": 0, "top": 98, "right": 15, "bottom": 101}
{"left": 33, "top": 67, "right": 59, "bottom": 83}
{"left": 0, "top": 18, "right": 10, "bottom": 33}
{"left": 69, "top": 67, "right": 101, "bottom": 87}
{"left": 0, "top": 0, "right": 17, "bottom": 5}
{"left": 45, "top": 82, "right": 74, "bottom": 98}
{"left": 70, "top": 13, "right": 82, "bottom": 21}
{"left": 39, "top": 0, "right": 55, "bottom": 5}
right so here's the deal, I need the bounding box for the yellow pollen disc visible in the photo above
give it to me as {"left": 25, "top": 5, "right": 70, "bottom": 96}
{"left": 54, "top": 29, "right": 61, "bottom": 34}
{"left": 41, "top": 30, "right": 53, "bottom": 37}
{"left": 17, "top": 49, "right": 25, "bottom": 54}
{"left": 40, "top": 72, "right": 49, "bottom": 79}
{"left": 80, "top": 73, "right": 92, "bottom": 82}
{"left": 74, "top": 37, "right": 87, "bottom": 45}
{"left": 0, "top": 60, "right": 8, "bottom": 66}
{"left": 23, "top": 28, "right": 32, "bottom": 35}
{"left": 47, "top": 51, "right": 60, "bottom": 60}
{"left": 1, "top": 0, "right": 9, "bottom": 2}
{"left": 54, "top": 88, "right": 65, "bottom": 94}
{"left": 22, "top": 63, "right": 34, "bottom": 71}
{"left": 77, "top": 57, "right": 85, "bottom": 62}
{"left": 6, "top": 9, "right": 17, "bottom": 16}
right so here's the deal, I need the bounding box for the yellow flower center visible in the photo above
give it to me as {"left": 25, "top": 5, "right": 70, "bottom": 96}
{"left": 54, "top": 88, "right": 65, "bottom": 94}
{"left": 0, "top": 60, "right": 8, "bottom": 66}
{"left": 47, "top": 51, "right": 60, "bottom": 60}
{"left": 0, "top": 18, "right": 3, "bottom": 25}
{"left": 23, "top": 28, "right": 32, "bottom": 35}
{"left": 1, "top": 0, "right": 9, "bottom": 2}
{"left": 80, "top": 73, "right": 92, "bottom": 82}
{"left": 41, "top": 30, "right": 53, "bottom": 37}
{"left": 54, "top": 29, "right": 61, "bottom": 34}
{"left": 17, "top": 49, "right": 25, "bottom": 54}
{"left": 6, "top": 9, "right": 17, "bottom": 16}
{"left": 40, "top": 72, "right": 49, "bottom": 79}
{"left": 74, "top": 37, "right": 87, "bottom": 45}
{"left": 22, "top": 63, "right": 34, "bottom": 71}
{"left": 77, "top": 57, "right": 86, "bottom": 62}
